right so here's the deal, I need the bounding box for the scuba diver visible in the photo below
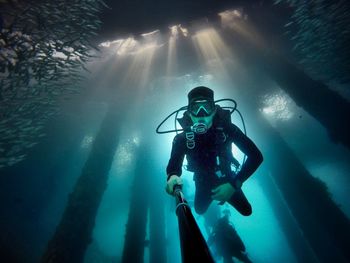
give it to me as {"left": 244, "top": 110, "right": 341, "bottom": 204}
{"left": 207, "top": 209, "right": 253, "bottom": 263}
{"left": 164, "top": 86, "right": 263, "bottom": 216}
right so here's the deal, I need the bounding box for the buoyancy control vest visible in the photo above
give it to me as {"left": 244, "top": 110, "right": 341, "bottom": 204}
{"left": 177, "top": 106, "right": 240, "bottom": 176}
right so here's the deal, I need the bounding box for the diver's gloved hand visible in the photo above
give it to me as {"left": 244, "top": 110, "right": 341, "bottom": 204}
{"left": 166, "top": 175, "right": 183, "bottom": 195}
{"left": 211, "top": 183, "right": 236, "bottom": 202}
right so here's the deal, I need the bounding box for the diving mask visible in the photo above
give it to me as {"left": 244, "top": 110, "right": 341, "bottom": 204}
{"left": 189, "top": 104, "right": 216, "bottom": 134}
{"left": 189, "top": 99, "right": 216, "bottom": 117}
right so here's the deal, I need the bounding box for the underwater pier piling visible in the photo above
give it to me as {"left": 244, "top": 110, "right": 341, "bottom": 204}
{"left": 222, "top": 9, "right": 350, "bottom": 152}
{"left": 257, "top": 169, "right": 318, "bottom": 263}
{"left": 219, "top": 21, "right": 350, "bottom": 260}
{"left": 255, "top": 113, "right": 350, "bottom": 262}
{"left": 41, "top": 103, "right": 123, "bottom": 263}
{"left": 149, "top": 167, "right": 167, "bottom": 262}
{"left": 261, "top": 52, "right": 350, "bottom": 151}
{"left": 121, "top": 145, "right": 150, "bottom": 263}
{"left": 121, "top": 141, "right": 167, "bottom": 262}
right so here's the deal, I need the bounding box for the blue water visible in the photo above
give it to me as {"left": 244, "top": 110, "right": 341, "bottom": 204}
{"left": 1, "top": 18, "right": 349, "bottom": 263}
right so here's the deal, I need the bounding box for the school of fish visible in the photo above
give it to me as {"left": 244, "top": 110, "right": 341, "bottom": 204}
{"left": 0, "top": 0, "right": 106, "bottom": 169}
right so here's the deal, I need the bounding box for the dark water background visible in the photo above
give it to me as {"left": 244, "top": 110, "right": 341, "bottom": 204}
{"left": 0, "top": 1, "right": 349, "bottom": 263}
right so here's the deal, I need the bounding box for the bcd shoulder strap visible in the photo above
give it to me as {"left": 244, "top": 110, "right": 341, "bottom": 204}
{"left": 178, "top": 106, "right": 232, "bottom": 150}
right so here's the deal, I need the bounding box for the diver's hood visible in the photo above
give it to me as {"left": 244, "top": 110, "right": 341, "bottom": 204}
{"left": 177, "top": 111, "right": 193, "bottom": 130}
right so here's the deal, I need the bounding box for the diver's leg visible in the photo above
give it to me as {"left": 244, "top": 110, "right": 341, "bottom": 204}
{"left": 227, "top": 189, "right": 252, "bottom": 216}
{"left": 194, "top": 180, "right": 214, "bottom": 215}
{"left": 223, "top": 255, "right": 234, "bottom": 263}
{"left": 234, "top": 252, "right": 253, "bottom": 263}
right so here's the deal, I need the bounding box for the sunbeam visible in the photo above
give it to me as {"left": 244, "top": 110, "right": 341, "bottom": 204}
{"left": 192, "top": 27, "right": 233, "bottom": 76}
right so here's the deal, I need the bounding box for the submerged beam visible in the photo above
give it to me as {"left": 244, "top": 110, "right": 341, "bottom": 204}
{"left": 41, "top": 103, "right": 123, "bottom": 263}
{"left": 223, "top": 14, "right": 350, "bottom": 260}
{"left": 257, "top": 169, "right": 318, "bottom": 263}
{"left": 254, "top": 113, "right": 350, "bottom": 262}
{"left": 121, "top": 145, "right": 150, "bottom": 263}
{"left": 262, "top": 53, "right": 350, "bottom": 150}
{"left": 222, "top": 15, "right": 350, "bottom": 151}
{"left": 149, "top": 172, "right": 167, "bottom": 263}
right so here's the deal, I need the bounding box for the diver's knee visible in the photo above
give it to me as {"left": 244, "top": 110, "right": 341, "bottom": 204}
{"left": 194, "top": 205, "right": 208, "bottom": 215}
{"left": 242, "top": 210, "right": 252, "bottom": 216}
{"left": 241, "top": 205, "right": 252, "bottom": 216}
{"left": 241, "top": 206, "right": 253, "bottom": 216}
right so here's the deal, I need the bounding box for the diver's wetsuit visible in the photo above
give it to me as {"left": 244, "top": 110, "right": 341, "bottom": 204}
{"left": 166, "top": 115, "right": 263, "bottom": 216}
{"left": 208, "top": 216, "right": 253, "bottom": 263}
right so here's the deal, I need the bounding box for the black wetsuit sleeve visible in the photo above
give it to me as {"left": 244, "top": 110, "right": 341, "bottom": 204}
{"left": 227, "top": 123, "right": 263, "bottom": 187}
{"left": 166, "top": 134, "right": 186, "bottom": 180}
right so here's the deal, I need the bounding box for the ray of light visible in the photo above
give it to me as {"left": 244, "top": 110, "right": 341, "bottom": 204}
{"left": 166, "top": 32, "right": 178, "bottom": 80}
{"left": 218, "top": 9, "right": 266, "bottom": 49}
{"left": 191, "top": 27, "right": 233, "bottom": 77}
{"left": 118, "top": 37, "right": 160, "bottom": 113}
{"left": 90, "top": 38, "right": 136, "bottom": 89}
{"left": 179, "top": 25, "right": 189, "bottom": 37}
{"left": 122, "top": 42, "right": 157, "bottom": 88}
{"left": 95, "top": 32, "right": 163, "bottom": 101}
